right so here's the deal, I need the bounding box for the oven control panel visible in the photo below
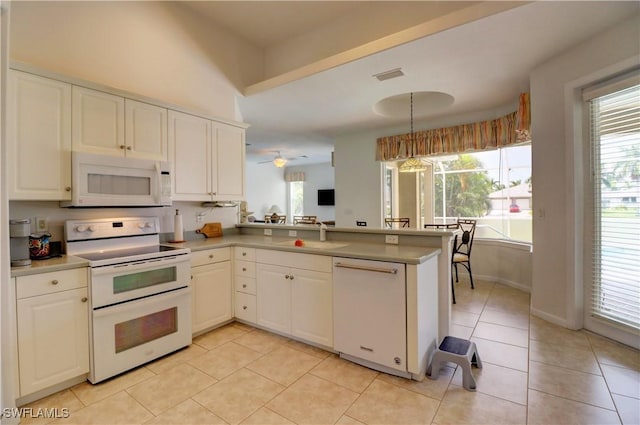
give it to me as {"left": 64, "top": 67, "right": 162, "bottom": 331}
{"left": 65, "top": 217, "right": 159, "bottom": 242}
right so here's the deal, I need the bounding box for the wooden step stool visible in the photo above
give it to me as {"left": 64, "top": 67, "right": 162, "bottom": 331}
{"left": 426, "top": 336, "right": 482, "bottom": 391}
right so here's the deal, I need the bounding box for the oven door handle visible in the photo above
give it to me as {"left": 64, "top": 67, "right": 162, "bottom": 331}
{"left": 92, "top": 286, "right": 191, "bottom": 318}
{"left": 90, "top": 255, "right": 190, "bottom": 276}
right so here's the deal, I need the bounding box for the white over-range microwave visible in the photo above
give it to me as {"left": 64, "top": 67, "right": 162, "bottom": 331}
{"left": 61, "top": 152, "right": 172, "bottom": 207}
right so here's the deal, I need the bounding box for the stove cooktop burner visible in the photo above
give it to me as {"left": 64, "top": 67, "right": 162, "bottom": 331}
{"left": 76, "top": 245, "right": 183, "bottom": 262}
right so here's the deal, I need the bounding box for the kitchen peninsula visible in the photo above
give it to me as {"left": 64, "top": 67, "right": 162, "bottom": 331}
{"left": 10, "top": 223, "right": 452, "bottom": 404}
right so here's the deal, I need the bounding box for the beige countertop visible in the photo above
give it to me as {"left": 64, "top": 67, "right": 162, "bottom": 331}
{"left": 11, "top": 234, "right": 441, "bottom": 277}
{"left": 11, "top": 255, "right": 90, "bottom": 277}
{"left": 166, "top": 234, "right": 441, "bottom": 264}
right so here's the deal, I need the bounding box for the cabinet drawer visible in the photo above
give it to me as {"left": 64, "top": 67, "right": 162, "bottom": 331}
{"left": 235, "top": 260, "right": 256, "bottom": 278}
{"left": 234, "top": 247, "right": 256, "bottom": 261}
{"left": 235, "top": 292, "right": 256, "bottom": 323}
{"left": 235, "top": 276, "right": 256, "bottom": 295}
{"left": 191, "top": 247, "right": 231, "bottom": 267}
{"left": 16, "top": 268, "right": 88, "bottom": 299}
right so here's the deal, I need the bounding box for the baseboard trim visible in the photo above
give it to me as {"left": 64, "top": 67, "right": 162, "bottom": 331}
{"left": 530, "top": 307, "right": 569, "bottom": 328}
{"left": 473, "top": 273, "right": 531, "bottom": 293}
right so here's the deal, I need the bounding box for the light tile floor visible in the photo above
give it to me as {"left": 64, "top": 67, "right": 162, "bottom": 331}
{"left": 21, "top": 279, "right": 640, "bottom": 424}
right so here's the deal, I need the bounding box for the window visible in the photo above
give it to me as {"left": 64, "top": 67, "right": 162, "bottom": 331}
{"left": 289, "top": 181, "right": 304, "bottom": 218}
{"left": 585, "top": 78, "right": 640, "bottom": 332}
{"left": 386, "top": 145, "right": 531, "bottom": 241}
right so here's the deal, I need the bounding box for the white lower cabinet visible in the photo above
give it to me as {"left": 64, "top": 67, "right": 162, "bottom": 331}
{"left": 256, "top": 250, "right": 333, "bottom": 346}
{"left": 15, "top": 269, "right": 89, "bottom": 396}
{"left": 256, "top": 264, "right": 292, "bottom": 334}
{"left": 190, "top": 248, "right": 232, "bottom": 334}
{"left": 291, "top": 268, "right": 333, "bottom": 347}
{"left": 234, "top": 247, "right": 257, "bottom": 324}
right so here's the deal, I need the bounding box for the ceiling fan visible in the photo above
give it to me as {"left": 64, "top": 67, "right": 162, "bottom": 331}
{"left": 258, "top": 151, "right": 308, "bottom": 168}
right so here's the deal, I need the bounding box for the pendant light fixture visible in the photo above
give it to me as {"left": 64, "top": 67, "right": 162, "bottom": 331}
{"left": 399, "top": 92, "right": 427, "bottom": 173}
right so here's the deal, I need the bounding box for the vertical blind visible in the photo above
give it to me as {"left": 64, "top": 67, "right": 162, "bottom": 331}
{"left": 586, "top": 76, "right": 640, "bottom": 330}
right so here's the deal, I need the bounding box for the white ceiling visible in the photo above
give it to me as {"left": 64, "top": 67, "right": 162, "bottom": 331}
{"left": 188, "top": 1, "right": 638, "bottom": 166}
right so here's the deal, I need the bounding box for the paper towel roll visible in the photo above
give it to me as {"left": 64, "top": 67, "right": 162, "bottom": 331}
{"left": 173, "top": 209, "right": 184, "bottom": 242}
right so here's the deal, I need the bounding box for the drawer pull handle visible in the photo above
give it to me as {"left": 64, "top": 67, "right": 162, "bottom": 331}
{"left": 285, "top": 274, "right": 290, "bottom": 279}
{"left": 242, "top": 252, "right": 247, "bottom": 256}
{"left": 243, "top": 305, "right": 247, "bottom": 310}
{"left": 209, "top": 254, "right": 214, "bottom": 259}
{"left": 242, "top": 284, "right": 247, "bottom": 288}
{"left": 290, "top": 275, "right": 294, "bottom": 280}
{"left": 51, "top": 280, "right": 59, "bottom": 285}
{"left": 120, "top": 145, "right": 125, "bottom": 149}
{"left": 126, "top": 146, "right": 132, "bottom": 150}
{"left": 65, "top": 186, "right": 71, "bottom": 192}
{"left": 242, "top": 267, "right": 246, "bottom": 272}
{"left": 81, "top": 297, "right": 88, "bottom": 303}
{"left": 360, "top": 346, "right": 374, "bottom": 352}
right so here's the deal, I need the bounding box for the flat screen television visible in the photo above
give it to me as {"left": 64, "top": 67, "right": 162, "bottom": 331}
{"left": 317, "top": 189, "right": 335, "bottom": 206}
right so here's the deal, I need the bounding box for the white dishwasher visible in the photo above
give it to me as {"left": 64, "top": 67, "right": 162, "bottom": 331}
{"left": 333, "top": 257, "right": 408, "bottom": 377}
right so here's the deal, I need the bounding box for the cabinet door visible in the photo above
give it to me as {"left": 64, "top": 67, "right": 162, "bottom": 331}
{"left": 168, "top": 110, "right": 211, "bottom": 201}
{"left": 256, "top": 264, "right": 291, "bottom": 334}
{"left": 125, "top": 99, "right": 168, "bottom": 161}
{"left": 191, "top": 261, "right": 232, "bottom": 333}
{"left": 72, "top": 86, "right": 125, "bottom": 156}
{"left": 17, "top": 288, "right": 89, "bottom": 396}
{"left": 212, "top": 122, "right": 245, "bottom": 200}
{"left": 7, "top": 70, "right": 72, "bottom": 200}
{"left": 291, "top": 268, "right": 333, "bottom": 347}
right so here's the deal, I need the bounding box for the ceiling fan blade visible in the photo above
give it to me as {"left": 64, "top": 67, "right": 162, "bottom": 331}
{"left": 257, "top": 160, "right": 273, "bottom": 164}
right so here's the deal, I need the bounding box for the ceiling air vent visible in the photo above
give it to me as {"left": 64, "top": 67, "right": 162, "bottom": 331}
{"left": 373, "top": 68, "right": 404, "bottom": 82}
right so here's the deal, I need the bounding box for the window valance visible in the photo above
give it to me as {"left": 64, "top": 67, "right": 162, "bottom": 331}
{"left": 285, "top": 171, "right": 305, "bottom": 182}
{"left": 376, "top": 93, "right": 531, "bottom": 161}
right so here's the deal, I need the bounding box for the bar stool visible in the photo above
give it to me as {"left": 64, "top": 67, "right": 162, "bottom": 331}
{"left": 426, "top": 336, "right": 482, "bottom": 391}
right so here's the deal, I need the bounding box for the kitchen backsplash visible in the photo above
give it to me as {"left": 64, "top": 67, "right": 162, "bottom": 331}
{"left": 9, "top": 201, "right": 239, "bottom": 250}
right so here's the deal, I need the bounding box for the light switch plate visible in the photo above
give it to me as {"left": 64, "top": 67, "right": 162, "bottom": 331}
{"left": 385, "top": 234, "right": 399, "bottom": 244}
{"left": 289, "top": 230, "right": 297, "bottom": 237}
{"left": 264, "top": 229, "right": 272, "bottom": 236}
{"left": 36, "top": 217, "right": 49, "bottom": 232}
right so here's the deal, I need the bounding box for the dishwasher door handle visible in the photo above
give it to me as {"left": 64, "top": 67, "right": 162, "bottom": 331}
{"left": 334, "top": 262, "right": 398, "bottom": 275}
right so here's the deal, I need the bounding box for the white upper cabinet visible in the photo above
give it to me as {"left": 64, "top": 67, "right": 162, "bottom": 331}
{"left": 169, "top": 110, "right": 246, "bottom": 201}
{"left": 169, "top": 110, "right": 211, "bottom": 201}
{"left": 125, "top": 99, "right": 168, "bottom": 161}
{"left": 213, "top": 122, "right": 245, "bottom": 200}
{"left": 7, "top": 70, "right": 72, "bottom": 200}
{"left": 72, "top": 86, "right": 125, "bottom": 156}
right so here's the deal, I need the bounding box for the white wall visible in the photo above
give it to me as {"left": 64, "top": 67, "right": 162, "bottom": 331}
{"left": 529, "top": 15, "right": 639, "bottom": 328}
{"left": 334, "top": 130, "right": 384, "bottom": 228}
{"left": 245, "top": 162, "right": 287, "bottom": 220}
{"left": 9, "top": 1, "right": 263, "bottom": 121}
{"left": 286, "top": 162, "right": 335, "bottom": 222}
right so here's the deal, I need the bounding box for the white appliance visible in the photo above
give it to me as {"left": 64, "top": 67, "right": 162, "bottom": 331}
{"left": 61, "top": 152, "right": 172, "bottom": 207}
{"left": 333, "top": 257, "right": 408, "bottom": 378}
{"left": 65, "top": 217, "right": 191, "bottom": 383}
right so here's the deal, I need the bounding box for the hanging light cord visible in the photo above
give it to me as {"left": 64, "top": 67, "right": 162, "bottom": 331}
{"left": 410, "top": 92, "right": 414, "bottom": 156}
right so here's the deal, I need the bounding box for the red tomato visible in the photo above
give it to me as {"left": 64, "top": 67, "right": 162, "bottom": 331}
{"left": 294, "top": 239, "right": 304, "bottom": 247}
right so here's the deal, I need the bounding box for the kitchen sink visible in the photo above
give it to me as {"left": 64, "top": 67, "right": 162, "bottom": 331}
{"left": 274, "top": 240, "right": 348, "bottom": 250}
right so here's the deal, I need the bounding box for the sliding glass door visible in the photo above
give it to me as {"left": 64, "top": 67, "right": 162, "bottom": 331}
{"left": 584, "top": 75, "right": 640, "bottom": 346}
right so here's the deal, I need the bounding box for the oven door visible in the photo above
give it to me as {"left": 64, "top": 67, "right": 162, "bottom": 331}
{"left": 90, "top": 286, "right": 191, "bottom": 383}
{"left": 91, "top": 255, "right": 190, "bottom": 308}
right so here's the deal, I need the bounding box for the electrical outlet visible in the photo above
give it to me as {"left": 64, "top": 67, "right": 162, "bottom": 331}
{"left": 196, "top": 212, "right": 204, "bottom": 223}
{"left": 264, "top": 229, "right": 272, "bottom": 236}
{"left": 36, "top": 217, "right": 49, "bottom": 232}
{"left": 385, "top": 234, "right": 399, "bottom": 245}
{"left": 289, "top": 230, "right": 297, "bottom": 237}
